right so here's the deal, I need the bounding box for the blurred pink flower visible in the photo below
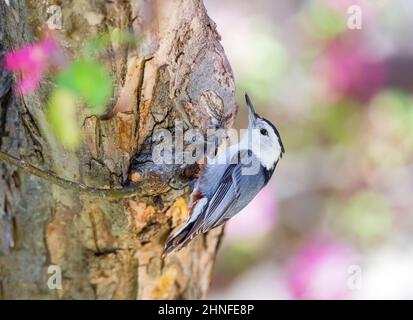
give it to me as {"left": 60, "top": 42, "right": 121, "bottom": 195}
{"left": 286, "top": 238, "right": 356, "bottom": 300}
{"left": 225, "top": 185, "right": 278, "bottom": 240}
{"left": 4, "top": 36, "right": 62, "bottom": 94}
{"left": 318, "top": 39, "right": 387, "bottom": 102}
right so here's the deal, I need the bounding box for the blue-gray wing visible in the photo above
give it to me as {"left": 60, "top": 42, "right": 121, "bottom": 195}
{"left": 201, "top": 151, "right": 267, "bottom": 231}
{"left": 163, "top": 150, "right": 269, "bottom": 255}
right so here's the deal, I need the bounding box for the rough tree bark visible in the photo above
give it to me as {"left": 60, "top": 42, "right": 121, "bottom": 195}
{"left": 0, "top": 0, "right": 236, "bottom": 299}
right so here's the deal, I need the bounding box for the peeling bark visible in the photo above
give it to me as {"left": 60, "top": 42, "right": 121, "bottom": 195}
{"left": 0, "top": 0, "right": 236, "bottom": 299}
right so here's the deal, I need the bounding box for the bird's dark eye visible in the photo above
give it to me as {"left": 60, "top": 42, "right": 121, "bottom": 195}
{"left": 260, "top": 128, "right": 268, "bottom": 136}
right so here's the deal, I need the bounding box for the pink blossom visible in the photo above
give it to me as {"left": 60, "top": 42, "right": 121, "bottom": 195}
{"left": 286, "top": 238, "right": 356, "bottom": 300}
{"left": 318, "top": 39, "right": 387, "bottom": 102}
{"left": 225, "top": 185, "right": 278, "bottom": 240}
{"left": 4, "top": 37, "right": 62, "bottom": 95}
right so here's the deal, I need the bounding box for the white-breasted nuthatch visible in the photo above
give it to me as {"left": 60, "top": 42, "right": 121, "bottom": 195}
{"left": 163, "top": 94, "right": 284, "bottom": 256}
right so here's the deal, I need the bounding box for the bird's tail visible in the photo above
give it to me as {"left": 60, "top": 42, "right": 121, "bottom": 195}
{"left": 162, "top": 220, "right": 196, "bottom": 257}
{"left": 162, "top": 197, "right": 208, "bottom": 257}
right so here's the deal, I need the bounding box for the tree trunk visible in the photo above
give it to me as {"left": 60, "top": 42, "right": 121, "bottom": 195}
{"left": 0, "top": 0, "right": 236, "bottom": 299}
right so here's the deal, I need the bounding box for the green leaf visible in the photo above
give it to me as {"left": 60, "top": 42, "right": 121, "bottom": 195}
{"left": 47, "top": 88, "right": 80, "bottom": 149}
{"left": 328, "top": 191, "right": 392, "bottom": 245}
{"left": 57, "top": 59, "right": 112, "bottom": 114}
{"left": 305, "top": 1, "right": 347, "bottom": 40}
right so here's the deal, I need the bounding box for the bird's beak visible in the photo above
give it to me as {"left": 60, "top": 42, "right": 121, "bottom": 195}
{"left": 245, "top": 93, "right": 257, "bottom": 126}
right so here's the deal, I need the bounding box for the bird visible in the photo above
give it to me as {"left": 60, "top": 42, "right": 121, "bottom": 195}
{"left": 163, "top": 93, "right": 284, "bottom": 256}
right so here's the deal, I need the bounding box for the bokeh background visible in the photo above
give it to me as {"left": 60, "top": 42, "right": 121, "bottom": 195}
{"left": 204, "top": 0, "right": 413, "bottom": 299}
{"left": 3, "top": 0, "right": 413, "bottom": 300}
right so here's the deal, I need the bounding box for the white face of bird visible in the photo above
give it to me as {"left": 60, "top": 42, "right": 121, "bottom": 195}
{"left": 245, "top": 94, "right": 285, "bottom": 170}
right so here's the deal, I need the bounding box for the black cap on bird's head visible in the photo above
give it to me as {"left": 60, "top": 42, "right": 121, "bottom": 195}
{"left": 244, "top": 93, "right": 285, "bottom": 157}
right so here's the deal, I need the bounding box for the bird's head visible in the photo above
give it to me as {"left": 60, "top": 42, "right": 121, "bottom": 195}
{"left": 245, "top": 93, "right": 285, "bottom": 170}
